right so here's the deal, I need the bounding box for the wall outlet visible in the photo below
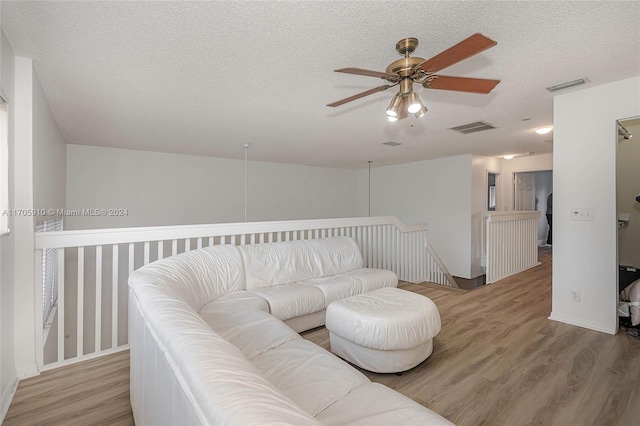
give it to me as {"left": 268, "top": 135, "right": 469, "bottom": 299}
{"left": 571, "top": 208, "right": 594, "bottom": 221}
{"left": 570, "top": 289, "right": 581, "bottom": 302}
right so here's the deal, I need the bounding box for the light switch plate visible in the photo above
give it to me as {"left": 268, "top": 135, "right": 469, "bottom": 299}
{"left": 571, "top": 208, "right": 594, "bottom": 221}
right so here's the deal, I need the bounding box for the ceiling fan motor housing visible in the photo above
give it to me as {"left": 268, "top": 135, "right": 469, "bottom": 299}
{"left": 395, "top": 37, "right": 419, "bottom": 55}
{"left": 385, "top": 56, "right": 425, "bottom": 78}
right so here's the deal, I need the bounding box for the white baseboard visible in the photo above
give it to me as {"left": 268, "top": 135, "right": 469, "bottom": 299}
{"left": 548, "top": 312, "right": 617, "bottom": 335}
{"left": 0, "top": 370, "right": 18, "bottom": 423}
{"left": 538, "top": 238, "right": 546, "bottom": 246}
{"left": 16, "top": 364, "right": 39, "bottom": 380}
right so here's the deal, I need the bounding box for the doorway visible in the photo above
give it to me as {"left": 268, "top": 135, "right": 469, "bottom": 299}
{"left": 487, "top": 171, "right": 499, "bottom": 211}
{"left": 617, "top": 118, "right": 640, "bottom": 292}
{"left": 514, "top": 171, "right": 553, "bottom": 246}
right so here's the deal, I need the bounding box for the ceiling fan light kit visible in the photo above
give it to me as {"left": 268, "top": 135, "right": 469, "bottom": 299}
{"left": 328, "top": 33, "right": 500, "bottom": 121}
{"left": 407, "top": 92, "right": 423, "bottom": 114}
{"left": 386, "top": 95, "right": 403, "bottom": 117}
{"left": 414, "top": 105, "right": 428, "bottom": 119}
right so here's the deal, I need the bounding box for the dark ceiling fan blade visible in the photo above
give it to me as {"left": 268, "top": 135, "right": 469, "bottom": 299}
{"left": 418, "top": 33, "right": 497, "bottom": 73}
{"left": 424, "top": 75, "right": 500, "bottom": 94}
{"left": 335, "top": 68, "right": 400, "bottom": 81}
{"left": 326, "top": 85, "right": 394, "bottom": 107}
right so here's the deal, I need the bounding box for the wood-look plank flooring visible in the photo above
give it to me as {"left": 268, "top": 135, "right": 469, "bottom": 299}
{"left": 304, "top": 248, "right": 640, "bottom": 426}
{"left": 5, "top": 248, "right": 640, "bottom": 425}
{"left": 3, "top": 351, "right": 132, "bottom": 426}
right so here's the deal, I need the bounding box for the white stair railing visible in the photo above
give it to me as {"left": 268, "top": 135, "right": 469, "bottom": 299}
{"left": 484, "top": 211, "right": 541, "bottom": 283}
{"left": 34, "top": 216, "right": 456, "bottom": 370}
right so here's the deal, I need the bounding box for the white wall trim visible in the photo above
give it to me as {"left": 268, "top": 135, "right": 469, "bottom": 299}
{"left": 0, "top": 370, "right": 18, "bottom": 422}
{"left": 36, "top": 216, "right": 426, "bottom": 249}
{"left": 40, "top": 344, "right": 130, "bottom": 372}
{"left": 15, "top": 364, "right": 38, "bottom": 380}
{"left": 548, "top": 313, "right": 617, "bottom": 335}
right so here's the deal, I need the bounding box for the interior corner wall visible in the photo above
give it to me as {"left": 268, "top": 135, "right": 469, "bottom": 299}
{"left": 32, "top": 67, "right": 66, "bottom": 224}
{"left": 0, "top": 29, "right": 18, "bottom": 422}
{"left": 65, "top": 145, "right": 357, "bottom": 230}
{"left": 471, "top": 155, "right": 502, "bottom": 278}
{"left": 551, "top": 76, "right": 640, "bottom": 335}
{"left": 355, "top": 155, "right": 473, "bottom": 279}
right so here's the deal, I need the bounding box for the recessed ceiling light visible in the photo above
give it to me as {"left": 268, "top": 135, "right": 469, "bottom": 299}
{"left": 383, "top": 141, "right": 402, "bottom": 147}
{"left": 503, "top": 155, "right": 514, "bottom": 160}
{"left": 536, "top": 126, "right": 553, "bottom": 135}
{"left": 546, "top": 77, "right": 590, "bottom": 93}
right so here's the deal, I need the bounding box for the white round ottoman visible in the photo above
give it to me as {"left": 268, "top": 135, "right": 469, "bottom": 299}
{"left": 325, "top": 287, "right": 441, "bottom": 373}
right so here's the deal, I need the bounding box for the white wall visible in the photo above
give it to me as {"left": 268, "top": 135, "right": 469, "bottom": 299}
{"left": 617, "top": 119, "right": 640, "bottom": 268}
{"left": 12, "top": 56, "right": 38, "bottom": 379}
{"left": 66, "top": 145, "right": 357, "bottom": 230}
{"left": 551, "top": 76, "right": 640, "bottom": 334}
{"left": 32, "top": 68, "right": 66, "bottom": 222}
{"left": 0, "top": 29, "right": 17, "bottom": 422}
{"left": 355, "top": 155, "right": 473, "bottom": 278}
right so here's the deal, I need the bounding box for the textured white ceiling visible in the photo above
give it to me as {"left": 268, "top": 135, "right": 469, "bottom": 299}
{"left": 2, "top": 1, "right": 639, "bottom": 169}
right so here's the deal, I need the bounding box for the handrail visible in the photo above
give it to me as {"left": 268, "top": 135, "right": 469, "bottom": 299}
{"left": 485, "top": 211, "right": 540, "bottom": 223}
{"left": 34, "top": 216, "right": 457, "bottom": 370}
{"left": 35, "top": 216, "right": 427, "bottom": 249}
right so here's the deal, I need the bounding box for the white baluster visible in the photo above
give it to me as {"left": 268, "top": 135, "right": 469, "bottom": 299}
{"left": 77, "top": 246, "right": 84, "bottom": 357}
{"left": 95, "top": 245, "right": 102, "bottom": 353}
{"left": 157, "top": 240, "right": 164, "bottom": 260}
{"left": 112, "top": 244, "right": 119, "bottom": 349}
{"left": 57, "top": 248, "right": 65, "bottom": 362}
{"left": 143, "top": 241, "right": 150, "bottom": 265}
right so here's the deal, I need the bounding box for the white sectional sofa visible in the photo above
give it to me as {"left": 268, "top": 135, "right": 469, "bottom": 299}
{"left": 128, "top": 236, "right": 453, "bottom": 425}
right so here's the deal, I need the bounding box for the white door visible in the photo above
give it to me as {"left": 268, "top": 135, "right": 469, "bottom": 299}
{"left": 514, "top": 173, "right": 536, "bottom": 211}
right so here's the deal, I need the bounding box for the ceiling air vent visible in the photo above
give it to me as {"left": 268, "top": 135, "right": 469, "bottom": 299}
{"left": 546, "top": 77, "right": 590, "bottom": 93}
{"left": 449, "top": 121, "right": 496, "bottom": 134}
{"left": 382, "top": 141, "right": 402, "bottom": 147}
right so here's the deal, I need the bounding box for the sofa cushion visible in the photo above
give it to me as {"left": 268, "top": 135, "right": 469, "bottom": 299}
{"left": 340, "top": 268, "right": 398, "bottom": 292}
{"left": 129, "top": 244, "right": 245, "bottom": 311}
{"left": 200, "top": 308, "right": 301, "bottom": 360}
{"left": 250, "top": 339, "right": 370, "bottom": 417}
{"left": 248, "top": 282, "right": 326, "bottom": 321}
{"left": 239, "top": 237, "right": 363, "bottom": 289}
{"left": 315, "top": 383, "right": 454, "bottom": 426}
{"left": 200, "top": 290, "right": 269, "bottom": 314}
{"left": 306, "top": 275, "right": 366, "bottom": 306}
{"left": 306, "top": 236, "right": 364, "bottom": 277}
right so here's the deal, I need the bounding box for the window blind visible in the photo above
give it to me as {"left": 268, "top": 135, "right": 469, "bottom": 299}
{"left": 37, "top": 218, "right": 63, "bottom": 324}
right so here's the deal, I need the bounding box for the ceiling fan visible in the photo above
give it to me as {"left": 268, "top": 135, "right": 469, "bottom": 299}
{"left": 327, "top": 33, "right": 500, "bottom": 121}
